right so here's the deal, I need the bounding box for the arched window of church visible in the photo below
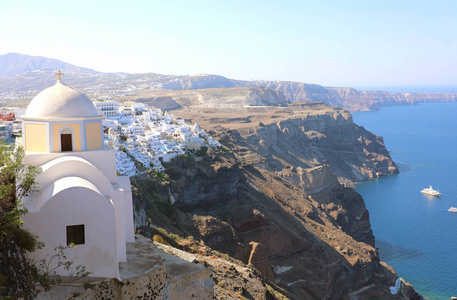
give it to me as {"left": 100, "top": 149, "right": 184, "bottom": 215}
{"left": 60, "top": 127, "right": 73, "bottom": 152}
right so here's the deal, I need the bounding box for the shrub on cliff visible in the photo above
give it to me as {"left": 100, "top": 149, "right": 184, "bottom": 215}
{"left": 152, "top": 234, "right": 169, "bottom": 245}
{"left": 195, "top": 146, "right": 208, "bottom": 157}
{"left": 0, "top": 143, "right": 40, "bottom": 299}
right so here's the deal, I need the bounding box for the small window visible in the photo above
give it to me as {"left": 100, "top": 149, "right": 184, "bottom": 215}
{"left": 66, "top": 224, "right": 85, "bottom": 245}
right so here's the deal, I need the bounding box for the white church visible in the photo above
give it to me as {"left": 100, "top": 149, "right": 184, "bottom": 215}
{"left": 21, "top": 76, "right": 135, "bottom": 278}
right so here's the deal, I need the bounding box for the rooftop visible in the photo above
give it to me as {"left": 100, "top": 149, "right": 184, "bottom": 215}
{"left": 23, "top": 81, "right": 99, "bottom": 119}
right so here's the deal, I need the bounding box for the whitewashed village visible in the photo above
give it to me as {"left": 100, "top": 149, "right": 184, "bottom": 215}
{"left": 0, "top": 94, "right": 221, "bottom": 177}
{"left": 95, "top": 99, "right": 220, "bottom": 176}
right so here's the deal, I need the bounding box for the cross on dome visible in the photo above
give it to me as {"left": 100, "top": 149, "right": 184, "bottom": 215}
{"left": 55, "top": 70, "right": 64, "bottom": 81}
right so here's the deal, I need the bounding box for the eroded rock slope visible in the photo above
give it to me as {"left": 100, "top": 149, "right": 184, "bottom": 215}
{"left": 132, "top": 102, "right": 420, "bottom": 299}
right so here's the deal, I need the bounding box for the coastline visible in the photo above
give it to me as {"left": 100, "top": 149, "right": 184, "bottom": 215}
{"left": 353, "top": 102, "right": 457, "bottom": 299}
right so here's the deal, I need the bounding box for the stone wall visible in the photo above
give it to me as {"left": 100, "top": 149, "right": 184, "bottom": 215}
{"left": 37, "top": 236, "right": 214, "bottom": 300}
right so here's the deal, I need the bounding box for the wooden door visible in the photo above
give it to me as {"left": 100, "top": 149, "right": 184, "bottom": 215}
{"left": 61, "top": 134, "right": 73, "bottom": 151}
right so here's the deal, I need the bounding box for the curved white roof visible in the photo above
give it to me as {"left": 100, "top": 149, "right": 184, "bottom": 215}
{"left": 31, "top": 176, "right": 114, "bottom": 212}
{"left": 24, "top": 81, "right": 98, "bottom": 118}
{"left": 39, "top": 155, "right": 96, "bottom": 172}
{"left": 36, "top": 155, "right": 114, "bottom": 195}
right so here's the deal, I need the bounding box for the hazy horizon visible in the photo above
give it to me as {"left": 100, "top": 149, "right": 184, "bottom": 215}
{"left": 1, "top": 0, "right": 456, "bottom": 89}
{"left": 353, "top": 85, "right": 457, "bottom": 94}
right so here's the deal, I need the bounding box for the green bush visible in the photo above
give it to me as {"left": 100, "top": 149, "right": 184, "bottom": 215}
{"left": 195, "top": 146, "right": 208, "bottom": 157}
{"left": 0, "top": 142, "right": 40, "bottom": 299}
{"left": 147, "top": 227, "right": 182, "bottom": 249}
{"left": 152, "top": 169, "right": 169, "bottom": 183}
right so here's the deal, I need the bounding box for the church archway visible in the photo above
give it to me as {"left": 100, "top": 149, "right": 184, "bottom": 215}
{"left": 60, "top": 127, "right": 73, "bottom": 152}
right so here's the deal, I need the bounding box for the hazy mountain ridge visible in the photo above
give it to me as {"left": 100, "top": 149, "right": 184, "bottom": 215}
{"left": 0, "top": 53, "right": 98, "bottom": 79}
{"left": 196, "top": 78, "right": 457, "bottom": 111}
{"left": 134, "top": 72, "right": 457, "bottom": 111}
{"left": 1, "top": 53, "right": 456, "bottom": 111}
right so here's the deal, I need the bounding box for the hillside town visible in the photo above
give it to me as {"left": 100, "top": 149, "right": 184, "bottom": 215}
{"left": 1, "top": 99, "right": 220, "bottom": 177}
{"left": 0, "top": 70, "right": 176, "bottom": 102}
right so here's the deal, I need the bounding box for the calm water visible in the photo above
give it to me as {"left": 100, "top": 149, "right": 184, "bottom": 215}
{"left": 353, "top": 102, "right": 457, "bottom": 300}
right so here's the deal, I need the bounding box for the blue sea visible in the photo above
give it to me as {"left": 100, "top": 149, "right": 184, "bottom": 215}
{"left": 352, "top": 102, "right": 457, "bottom": 299}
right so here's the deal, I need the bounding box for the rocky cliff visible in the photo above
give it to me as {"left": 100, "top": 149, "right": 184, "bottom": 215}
{"left": 133, "top": 149, "right": 417, "bottom": 299}
{"left": 255, "top": 82, "right": 457, "bottom": 111}
{"left": 124, "top": 73, "right": 457, "bottom": 111}
{"left": 132, "top": 102, "right": 420, "bottom": 299}
{"left": 179, "top": 102, "right": 398, "bottom": 186}
{"left": 129, "top": 86, "right": 287, "bottom": 112}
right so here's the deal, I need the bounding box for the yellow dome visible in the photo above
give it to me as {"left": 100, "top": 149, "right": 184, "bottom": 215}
{"left": 24, "top": 81, "right": 98, "bottom": 118}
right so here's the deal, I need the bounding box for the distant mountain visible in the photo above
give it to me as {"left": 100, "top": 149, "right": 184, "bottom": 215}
{"left": 145, "top": 75, "right": 457, "bottom": 111}
{"left": 1, "top": 53, "right": 457, "bottom": 111}
{"left": 0, "top": 53, "right": 99, "bottom": 79}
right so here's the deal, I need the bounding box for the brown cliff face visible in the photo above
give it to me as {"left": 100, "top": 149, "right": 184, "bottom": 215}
{"left": 132, "top": 102, "right": 420, "bottom": 299}
{"left": 206, "top": 103, "right": 398, "bottom": 185}
{"left": 134, "top": 147, "right": 418, "bottom": 299}
{"left": 237, "top": 242, "right": 275, "bottom": 282}
{"left": 243, "top": 80, "right": 457, "bottom": 111}
{"left": 115, "top": 74, "right": 457, "bottom": 112}
{"left": 124, "top": 74, "right": 457, "bottom": 112}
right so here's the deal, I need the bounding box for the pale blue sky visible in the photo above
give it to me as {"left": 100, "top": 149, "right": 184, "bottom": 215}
{"left": 1, "top": 0, "right": 456, "bottom": 89}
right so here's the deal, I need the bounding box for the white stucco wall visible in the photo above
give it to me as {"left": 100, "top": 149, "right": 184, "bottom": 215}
{"left": 23, "top": 185, "right": 119, "bottom": 278}
{"left": 23, "top": 144, "right": 134, "bottom": 279}
{"left": 110, "top": 190, "right": 127, "bottom": 262}
{"left": 118, "top": 176, "right": 135, "bottom": 243}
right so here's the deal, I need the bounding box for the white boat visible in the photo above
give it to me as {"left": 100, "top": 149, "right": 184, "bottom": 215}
{"left": 448, "top": 207, "right": 457, "bottom": 213}
{"left": 420, "top": 186, "right": 442, "bottom": 197}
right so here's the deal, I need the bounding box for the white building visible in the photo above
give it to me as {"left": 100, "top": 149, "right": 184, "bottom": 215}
{"left": 21, "top": 80, "right": 135, "bottom": 278}
{"left": 123, "top": 101, "right": 146, "bottom": 115}
{"left": 0, "top": 123, "right": 9, "bottom": 138}
{"left": 93, "top": 100, "right": 120, "bottom": 118}
{"left": 102, "top": 119, "right": 119, "bottom": 130}
{"left": 97, "top": 100, "right": 220, "bottom": 176}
